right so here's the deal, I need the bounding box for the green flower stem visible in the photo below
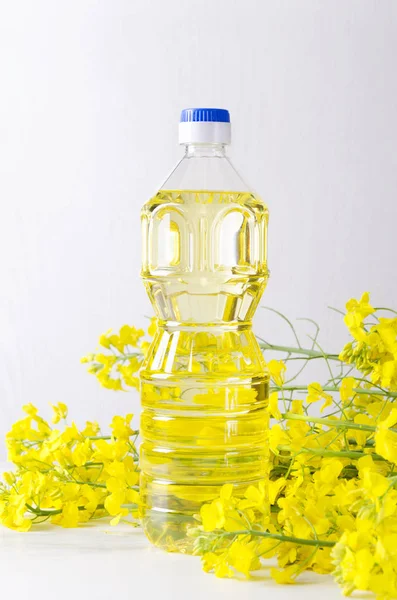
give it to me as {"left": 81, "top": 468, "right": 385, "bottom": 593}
{"left": 281, "top": 412, "right": 378, "bottom": 432}
{"left": 69, "top": 480, "right": 107, "bottom": 488}
{"left": 19, "top": 433, "right": 140, "bottom": 444}
{"left": 69, "top": 480, "right": 139, "bottom": 491}
{"left": 88, "top": 431, "right": 139, "bottom": 440}
{"left": 26, "top": 501, "right": 138, "bottom": 518}
{"left": 259, "top": 342, "right": 340, "bottom": 361}
{"left": 26, "top": 504, "right": 63, "bottom": 516}
{"left": 219, "top": 529, "right": 335, "bottom": 548}
{"left": 278, "top": 445, "right": 384, "bottom": 461}
{"left": 114, "top": 352, "right": 143, "bottom": 361}
{"left": 25, "top": 503, "right": 105, "bottom": 517}
{"left": 274, "top": 384, "right": 397, "bottom": 399}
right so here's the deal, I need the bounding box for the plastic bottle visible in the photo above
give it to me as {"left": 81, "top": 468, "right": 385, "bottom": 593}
{"left": 140, "top": 108, "right": 269, "bottom": 552}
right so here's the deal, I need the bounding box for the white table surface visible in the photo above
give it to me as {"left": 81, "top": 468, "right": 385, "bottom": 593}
{"left": 0, "top": 520, "right": 343, "bottom": 599}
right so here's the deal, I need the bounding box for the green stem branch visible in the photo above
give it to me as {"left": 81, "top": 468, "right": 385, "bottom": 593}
{"left": 274, "top": 385, "right": 397, "bottom": 399}
{"left": 259, "top": 342, "right": 340, "bottom": 361}
{"left": 217, "top": 529, "right": 335, "bottom": 548}
{"left": 278, "top": 445, "right": 384, "bottom": 461}
{"left": 281, "top": 412, "right": 378, "bottom": 432}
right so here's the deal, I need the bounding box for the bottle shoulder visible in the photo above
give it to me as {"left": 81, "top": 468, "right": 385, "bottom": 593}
{"left": 142, "top": 190, "right": 268, "bottom": 218}
{"left": 154, "top": 151, "right": 261, "bottom": 198}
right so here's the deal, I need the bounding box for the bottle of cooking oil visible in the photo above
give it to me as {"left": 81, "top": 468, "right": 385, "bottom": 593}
{"left": 140, "top": 108, "right": 269, "bottom": 553}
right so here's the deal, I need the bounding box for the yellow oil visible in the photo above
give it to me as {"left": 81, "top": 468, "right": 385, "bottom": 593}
{"left": 140, "top": 190, "right": 270, "bottom": 552}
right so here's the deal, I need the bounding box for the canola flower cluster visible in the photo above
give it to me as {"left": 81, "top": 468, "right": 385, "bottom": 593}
{"left": 2, "top": 293, "right": 397, "bottom": 598}
{"left": 0, "top": 405, "right": 140, "bottom": 530}
{"left": 80, "top": 322, "right": 155, "bottom": 390}
{"left": 189, "top": 293, "right": 397, "bottom": 596}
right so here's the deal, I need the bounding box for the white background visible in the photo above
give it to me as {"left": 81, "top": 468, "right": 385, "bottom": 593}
{"left": 0, "top": 520, "right": 339, "bottom": 600}
{"left": 1, "top": 0, "right": 397, "bottom": 452}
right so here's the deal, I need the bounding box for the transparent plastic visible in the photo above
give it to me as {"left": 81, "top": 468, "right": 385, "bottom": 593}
{"left": 140, "top": 142, "right": 270, "bottom": 552}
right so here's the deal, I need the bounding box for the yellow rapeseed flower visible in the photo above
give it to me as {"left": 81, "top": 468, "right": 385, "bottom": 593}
{"left": 375, "top": 408, "right": 397, "bottom": 464}
{"left": 267, "top": 359, "right": 286, "bottom": 386}
{"left": 268, "top": 391, "right": 282, "bottom": 419}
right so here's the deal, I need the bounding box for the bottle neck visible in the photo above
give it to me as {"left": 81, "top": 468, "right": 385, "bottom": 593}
{"left": 184, "top": 143, "right": 227, "bottom": 158}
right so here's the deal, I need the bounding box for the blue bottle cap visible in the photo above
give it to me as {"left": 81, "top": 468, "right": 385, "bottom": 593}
{"left": 180, "top": 108, "right": 230, "bottom": 123}
{"left": 179, "top": 108, "right": 231, "bottom": 144}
